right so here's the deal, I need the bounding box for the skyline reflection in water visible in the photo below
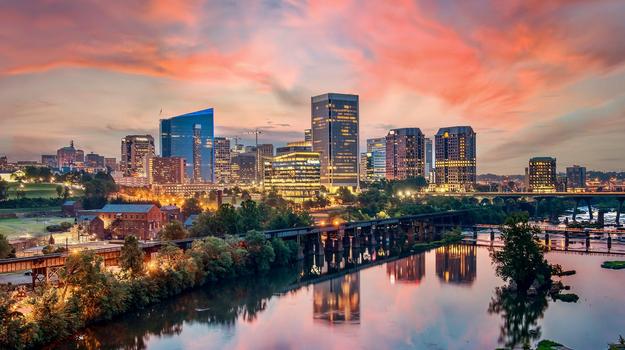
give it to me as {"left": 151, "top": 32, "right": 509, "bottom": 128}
{"left": 435, "top": 244, "right": 477, "bottom": 285}
{"left": 55, "top": 244, "right": 625, "bottom": 350}
{"left": 313, "top": 272, "right": 360, "bottom": 324}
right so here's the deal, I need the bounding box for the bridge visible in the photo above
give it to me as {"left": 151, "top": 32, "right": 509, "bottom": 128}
{"left": 0, "top": 210, "right": 471, "bottom": 287}
{"left": 424, "top": 192, "right": 625, "bottom": 223}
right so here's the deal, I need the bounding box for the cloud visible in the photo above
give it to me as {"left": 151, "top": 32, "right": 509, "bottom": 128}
{"left": 1, "top": 0, "right": 624, "bottom": 172}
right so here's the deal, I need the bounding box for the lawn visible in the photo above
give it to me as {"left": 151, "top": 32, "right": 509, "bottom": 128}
{"left": 6, "top": 183, "right": 83, "bottom": 199}
{"left": 0, "top": 217, "right": 72, "bottom": 240}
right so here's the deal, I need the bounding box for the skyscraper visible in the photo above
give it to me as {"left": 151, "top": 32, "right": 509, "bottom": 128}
{"left": 566, "top": 165, "right": 587, "bottom": 191}
{"left": 425, "top": 138, "right": 433, "bottom": 181}
{"left": 264, "top": 151, "right": 321, "bottom": 203}
{"left": 527, "top": 157, "right": 557, "bottom": 193}
{"left": 304, "top": 128, "right": 312, "bottom": 146}
{"left": 366, "top": 137, "right": 386, "bottom": 181}
{"left": 148, "top": 156, "right": 186, "bottom": 184}
{"left": 386, "top": 128, "right": 425, "bottom": 181}
{"left": 121, "top": 135, "right": 155, "bottom": 177}
{"left": 214, "top": 137, "right": 231, "bottom": 184}
{"left": 311, "top": 93, "right": 359, "bottom": 191}
{"left": 160, "top": 108, "right": 215, "bottom": 183}
{"left": 434, "top": 126, "right": 476, "bottom": 191}
{"left": 256, "top": 143, "right": 274, "bottom": 184}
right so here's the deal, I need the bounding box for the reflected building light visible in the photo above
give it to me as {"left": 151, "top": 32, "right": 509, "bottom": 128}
{"left": 386, "top": 254, "right": 426, "bottom": 285}
{"left": 435, "top": 244, "right": 477, "bottom": 285}
{"left": 313, "top": 272, "right": 360, "bottom": 324}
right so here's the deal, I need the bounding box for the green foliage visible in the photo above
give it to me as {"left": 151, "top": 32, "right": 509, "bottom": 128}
{"left": 0, "top": 234, "right": 13, "bottom": 259}
{"left": 490, "top": 214, "right": 552, "bottom": 290}
{"left": 0, "top": 180, "right": 9, "bottom": 201}
{"left": 552, "top": 293, "right": 579, "bottom": 303}
{"left": 81, "top": 172, "right": 117, "bottom": 210}
{"left": 336, "top": 187, "right": 357, "bottom": 204}
{"left": 182, "top": 197, "right": 202, "bottom": 218}
{"left": 536, "top": 339, "right": 563, "bottom": 350}
{"left": 45, "top": 221, "right": 72, "bottom": 232}
{"left": 120, "top": 235, "right": 145, "bottom": 278}
{"left": 0, "top": 290, "right": 29, "bottom": 349}
{"left": 245, "top": 231, "right": 275, "bottom": 273}
{"left": 601, "top": 261, "right": 625, "bottom": 270}
{"left": 158, "top": 221, "right": 188, "bottom": 241}
{"left": 271, "top": 238, "right": 297, "bottom": 266}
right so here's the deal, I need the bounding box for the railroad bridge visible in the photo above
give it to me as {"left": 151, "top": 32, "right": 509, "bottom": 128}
{"left": 0, "top": 210, "right": 472, "bottom": 287}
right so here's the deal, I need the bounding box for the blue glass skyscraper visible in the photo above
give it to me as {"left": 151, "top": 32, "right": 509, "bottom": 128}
{"left": 160, "top": 108, "right": 215, "bottom": 183}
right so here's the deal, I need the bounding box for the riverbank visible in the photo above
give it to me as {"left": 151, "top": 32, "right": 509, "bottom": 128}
{"left": 2, "top": 229, "right": 464, "bottom": 350}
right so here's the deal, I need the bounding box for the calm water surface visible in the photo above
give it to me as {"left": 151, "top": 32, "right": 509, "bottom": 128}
{"left": 60, "top": 244, "right": 625, "bottom": 350}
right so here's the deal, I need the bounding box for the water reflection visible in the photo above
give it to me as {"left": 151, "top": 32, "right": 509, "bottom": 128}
{"left": 386, "top": 254, "right": 426, "bottom": 285}
{"left": 313, "top": 272, "right": 360, "bottom": 324}
{"left": 488, "top": 286, "right": 549, "bottom": 349}
{"left": 435, "top": 244, "right": 477, "bottom": 285}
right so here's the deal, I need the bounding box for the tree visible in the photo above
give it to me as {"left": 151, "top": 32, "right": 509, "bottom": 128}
{"left": 336, "top": 187, "right": 356, "bottom": 204}
{"left": 0, "top": 290, "right": 28, "bottom": 349}
{"left": 239, "top": 200, "right": 262, "bottom": 232}
{"left": 490, "top": 214, "right": 552, "bottom": 291}
{"left": 56, "top": 185, "right": 64, "bottom": 198}
{"left": 244, "top": 231, "right": 275, "bottom": 273}
{"left": 0, "top": 234, "right": 13, "bottom": 259}
{"left": 119, "top": 235, "right": 145, "bottom": 278}
{"left": 0, "top": 180, "right": 8, "bottom": 201}
{"left": 271, "top": 238, "right": 294, "bottom": 266}
{"left": 182, "top": 197, "right": 202, "bottom": 218}
{"left": 158, "top": 221, "right": 188, "bottom": 241}
{"left": 215, "top": 204, "right": 242, "bottom": 235}
{"left": 62, "top": 186, "right": 70, "bottom": 200}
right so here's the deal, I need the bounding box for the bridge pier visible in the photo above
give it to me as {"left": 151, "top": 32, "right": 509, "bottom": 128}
{"left": 564, "top": 231, "right": 569, "bottom": 250}
{"left": 472, "top": 226, "right": 478, "bottom": 240}
{"left": 573, "top": 198, "right": 580, "bottom": 222}
{"left": 544, "top": 233, "right": 550, "bottom": 247}
{"left": 490, "top": 228, "right": 495, "bottom": 241}
{"left": 608, "top": 234, "right": 612, "bottom": 251}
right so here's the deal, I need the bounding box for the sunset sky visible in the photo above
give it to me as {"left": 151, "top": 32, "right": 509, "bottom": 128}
{"left": 1, "top": 0, "right": 624, "bottom": 173}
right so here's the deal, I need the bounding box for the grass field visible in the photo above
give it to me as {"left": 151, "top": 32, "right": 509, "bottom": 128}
{"left": 5, "top": 183, "right": 83, "bottom": 199}
{"left": 0, "top": 217, "right": 72, "bottom": 240}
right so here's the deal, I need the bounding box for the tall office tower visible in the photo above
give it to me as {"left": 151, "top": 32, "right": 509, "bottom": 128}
{"left": 75, "top": 149, "right": 85, "bottom": 163}
{"left": 41, "top": 155, "right": 57, "bottom": 168}
{"left": 57, "top": 141, "right": 78, "bottom": 168}
{"left": 434, "top": 126, "right": 477, "bottom": 191}
{"left": 366, "top": 137, "right": 386, "bottom": 181}
{"left": 85, "top": 152, "right": 105, "bottom": 169}
{"left": 311, "top": 93, "right": 359, "bottom": 191}
{"left": 566, "top": 165, "right": 587, "bottom": 191}
{"left": 304, "top": 129, "right": 312, "bottom": 146}
{"left": 359, "top": 152, "right": 373, "bottom": 183}
{"left": 232, "top": 152, "right": 256, "bottom": 184}
{"left": 424, "top": 138, "right": 433, "bottom": 181}
{"left": 214, "top": 137, "right": 231, "bottom": 184}
{"left": 148, "top": 156, "right": 186, "bottom": 184}
{"left": 160, "top": 108, "right": 215, "bottom": 183}
{"left": 264, "top": 151, "right": 321, "bottom": 203}
{"left": 256, "top": 143, "right": 274, "bottom": 184}
{"left": 104, "top": 158, "right": 117, "bottom": 172}
{"left": 121, "top": 135, "right": 155, "bottom": 177}
{"left": 192, "top": 124, "right": 202, "bottom": 181}
{"left": 527, "top": 157, "right": 557, "bottom": 193}
{"left": 385, "top": 128, "right": 425, "bottom": 181}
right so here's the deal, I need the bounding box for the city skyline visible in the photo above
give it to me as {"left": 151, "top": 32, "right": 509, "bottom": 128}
{"left": 1, "top": 1, "right": 625, "bottom": 173}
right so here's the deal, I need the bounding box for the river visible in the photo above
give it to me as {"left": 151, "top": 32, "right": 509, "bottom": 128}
{"left": 56, "top": 244, "right": 625, "bottom": 350}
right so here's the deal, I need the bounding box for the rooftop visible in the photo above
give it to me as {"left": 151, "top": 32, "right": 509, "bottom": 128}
{"left": 96, "top": 204, "right": 157, "bottom": 213}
